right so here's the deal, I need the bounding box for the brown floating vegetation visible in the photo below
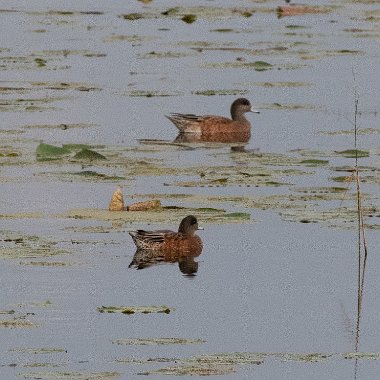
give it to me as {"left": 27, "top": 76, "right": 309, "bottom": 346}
{"left": 277, "top": 5, "right": 333, "bottom": 18}
{"left": 97, "top": 305, "right": 172, "bottom": 314}
{"left": 134, "top": 351, "right": 380, "bottom": 376}
{"left": 112, "top": 337, "right": 205, "bottom": 346}
{"left": 127, "top": 199, "right": 161, "bottom": 211}
{"left": 0, "top": 318, "right": 37, "bottom": 328}
{"left": 109, "top": 188, "right": 124, "bottom": 211}
{"left": 182, "top": 14, "right": 197, "bottom": 23}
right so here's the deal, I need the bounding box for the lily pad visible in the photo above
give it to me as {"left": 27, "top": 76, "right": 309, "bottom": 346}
{"left": 36, "top": 143, "right": 71, "bottom": 160}
{"left": 300, "top": 159, "right": 329, "bottom": 166}
{"left": 336, "top": 149, "right": 369, "bottom": 158}
{"left": 73, "top": 148, "right": 106, "bottom": 161}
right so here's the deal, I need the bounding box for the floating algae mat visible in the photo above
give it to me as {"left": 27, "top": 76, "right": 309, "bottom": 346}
{"left": 137, "top": 364, "right": 236, "bottom": 376}
{"left": 120, "top": 6, "right": 257, "bottom": 21}
{"left": 137, "top": 351, "right": 380, "bottom": 376}
{"left": 18, "top": 372, "right": 120, "bottom": 380}
{"left": 0, "top": 319, "right": 37, "bottom": 329}
{"left": 9, "top": 348, "right": 66, "bottom": 354}
{"left": 61, "top": 207, "right": 251, "bottom": 224}
{"left": 0, "top": 97, "right": 66, "bottom": 112}
{"left": 0, "top": 232, "right": 69, "bottom": 259}
{"left": 112, "top": 338, "right": 205, "bottom": 346}
{"left": 97, "top": 305, "right": 172, "bottom": 314}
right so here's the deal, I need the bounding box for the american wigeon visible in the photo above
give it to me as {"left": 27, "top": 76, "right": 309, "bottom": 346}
{"left": 129, "top": 215, "right": 203, "bottom": 252}
{"left": 166, "top": 98, "right": 259, "bottom": 134}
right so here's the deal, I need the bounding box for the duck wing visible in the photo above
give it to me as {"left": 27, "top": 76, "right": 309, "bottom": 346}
{"left": 130, "top": 229, "right": 173, "bottom": 243}
{"left": 166, "top": 113, "right": 232, "bottom": 133}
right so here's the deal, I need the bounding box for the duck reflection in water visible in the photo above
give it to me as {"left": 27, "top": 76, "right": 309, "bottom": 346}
{"left": 174, "top": 130, "right": 251, "bottom": 144}
{"left": 129, "top": 215, "right": 203, "bottom": 276}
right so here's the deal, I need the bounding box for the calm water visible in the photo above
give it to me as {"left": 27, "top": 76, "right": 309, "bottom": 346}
{"left": 1, "top": 0, "right": 379, "bottom": 379}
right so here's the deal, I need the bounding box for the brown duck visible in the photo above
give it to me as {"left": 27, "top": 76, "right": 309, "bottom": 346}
{"left": 166, "top": 98, "right": 259, "bottom": 135}
{"left": 129, "top": 215, "right": 203, "bottom": 252}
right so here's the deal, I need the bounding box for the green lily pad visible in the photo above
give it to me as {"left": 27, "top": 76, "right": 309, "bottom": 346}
{"left": 336, "top": 149, "right": 369, "bottom": 158}
{"left": 73, "top": 148, "right": 106, "bottom": 161}
{"left": 251, "top": 61, "right": 273, "bottom": 71}
{"left": 223, "top": 212, "right": 250, "bottom": 220}
{"left": 300, "top": 159, "right": 329, "bottom": 166}
{"left": 36, "top": 143, "right": 71, "bottom": 160}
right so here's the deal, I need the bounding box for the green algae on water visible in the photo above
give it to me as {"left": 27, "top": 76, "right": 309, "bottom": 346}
{"left": 121, "top": 13, "right": 144, "bottom": 20}
{"left": 192, "top": 89, "right": 248, "bottom": 96}
{"left": 182, "top": 14, "right": 197, "bottom": 23}
{"left": 112, "top": 338, "right": 205, "bottom": 346}
{"left": 9, "top": 347, "right": 66, "bottom": 354}
{"left": 18, "top": 371, "right": 120, "bottom": 379}
{"left": 300, "top": 159, "right": 329, "bottom": 166}
{"left": 0, "top": 319, "right": 37, "bottom": 328}
{"left": 138, "top": 364, "right": 236, "bottom": 376}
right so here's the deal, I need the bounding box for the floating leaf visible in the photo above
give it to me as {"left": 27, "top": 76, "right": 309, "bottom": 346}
{"left": 73, "top": 148, "right": 106, "bottom": 161}
{"left": 300, "top": 159, "right": 329, "bottom": 166}
{"left": 36, "top": 143, "right": 71, "bottom": 160}
{"left": 336, "top": 149, "right": 369, "bottom": 158}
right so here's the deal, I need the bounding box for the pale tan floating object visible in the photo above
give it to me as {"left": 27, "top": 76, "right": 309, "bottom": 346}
{"left": 127, "top": 200, "right": 161, "bottom": 211}
{"left": 109, "top": 187, "right": 125, "bottom": 211}
{"left": 277, "top": 5, "right": 331, "bottom": 17}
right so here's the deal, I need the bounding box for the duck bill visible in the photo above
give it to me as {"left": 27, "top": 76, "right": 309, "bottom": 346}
{"left": 197, "top": 226, "right": 204, "bottom": 230}
{"left": 250, "top": 108, "right": 260, "bottom": 114}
